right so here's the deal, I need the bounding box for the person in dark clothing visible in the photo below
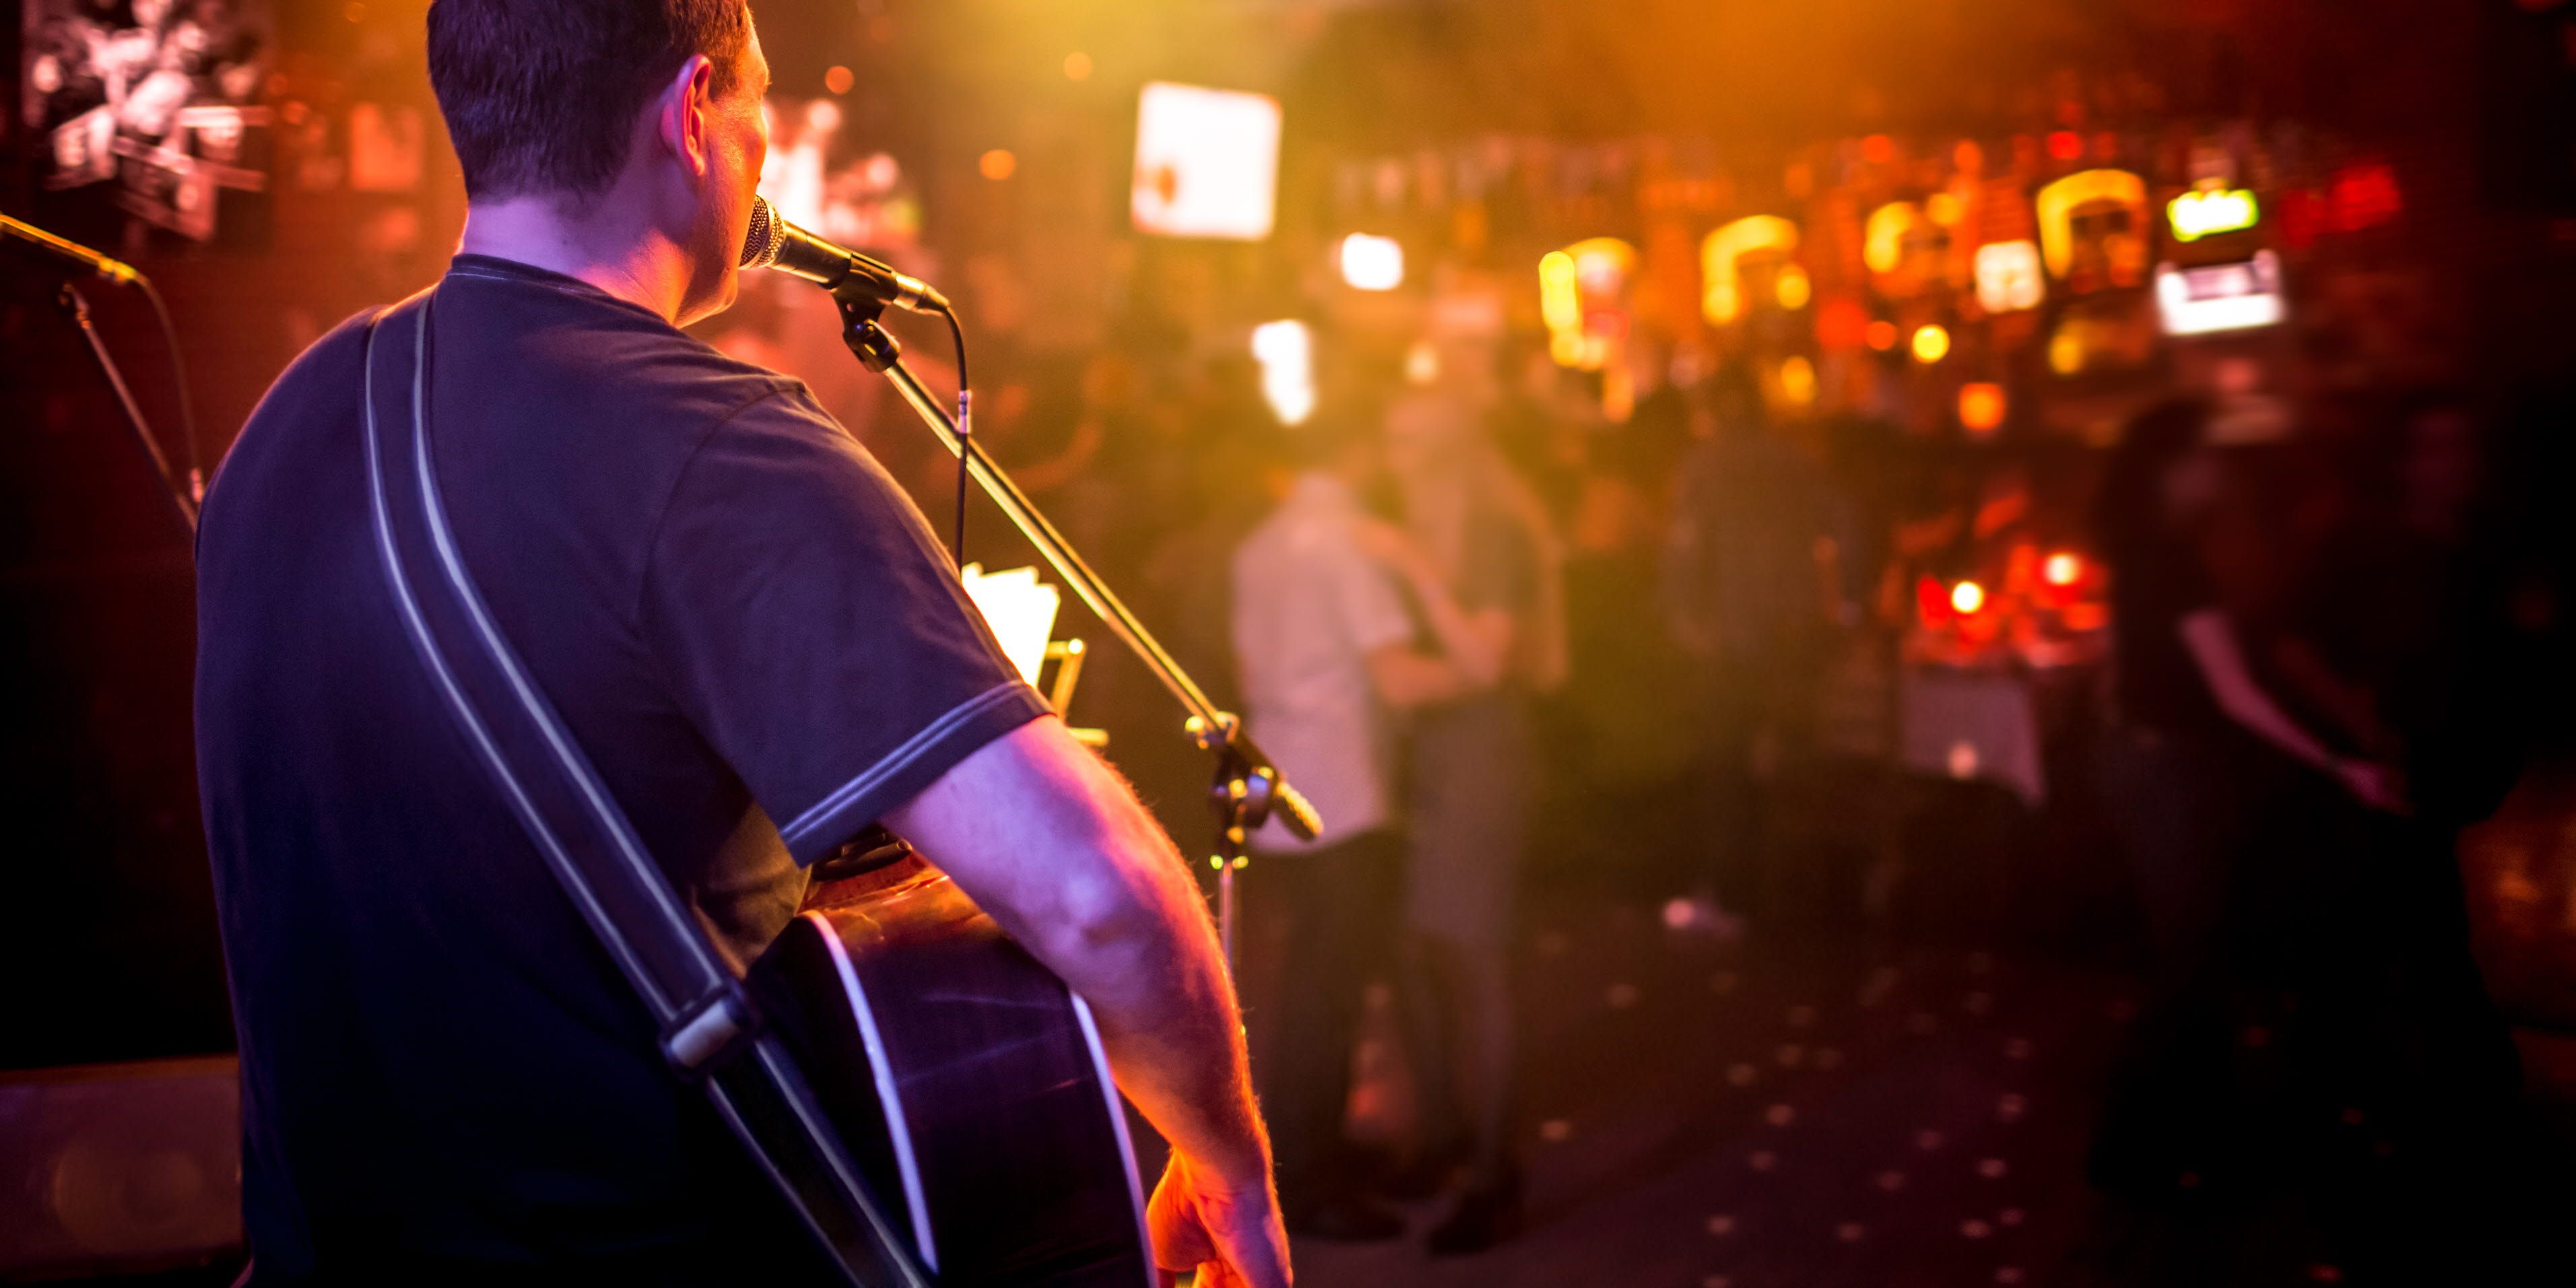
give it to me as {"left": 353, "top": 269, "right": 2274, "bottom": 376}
{"left": 1383, "top": 381, "right": 1562, "bottom": 1254}
{"left": 2085, "top": 397, "right": 2543, "bottom": 1283}
{"left": 1660, "top": 366, "right": 1853, "bottom": 926}
{"left": 193, "top": 5, "right": 1286, "bottom": 1282}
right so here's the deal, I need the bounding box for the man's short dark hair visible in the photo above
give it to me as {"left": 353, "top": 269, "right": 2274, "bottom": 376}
{"left": 426, "top": 0, "right": 752, "bottom": 201}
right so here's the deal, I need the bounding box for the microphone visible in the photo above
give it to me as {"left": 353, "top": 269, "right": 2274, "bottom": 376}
{"left": 739, "top": 197, "right": 948, "bottom": 314}
{"left": 1, "top": 211, "right": 141, "bottom": 285}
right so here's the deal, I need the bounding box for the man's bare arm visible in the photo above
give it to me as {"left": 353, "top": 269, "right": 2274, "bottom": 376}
{"left": 1364, "top": 642, "right": 1481, "bottom": 710}
{"left": 882, "top": 716, "right": 1288, "bottom": 1285}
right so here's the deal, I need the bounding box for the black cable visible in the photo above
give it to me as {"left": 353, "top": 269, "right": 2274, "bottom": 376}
{"left": 942, "top": 305, "right": 969, "bottom": 565}
{"left": 133, "top": 275, "right": 202, "bottom": 501}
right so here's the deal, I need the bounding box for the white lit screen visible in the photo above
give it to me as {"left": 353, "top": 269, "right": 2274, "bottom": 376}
{"left": 1131, "top": 82, "right": 1281, "bottom": 241}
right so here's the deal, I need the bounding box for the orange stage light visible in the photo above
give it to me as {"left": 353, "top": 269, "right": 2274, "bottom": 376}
{"left": 1958, "top": 382, "right": 2007, "bottom": 434}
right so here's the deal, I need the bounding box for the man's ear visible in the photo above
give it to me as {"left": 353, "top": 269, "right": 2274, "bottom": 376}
{"left": 655, "top": 54, "right": 718, "bottom": 179}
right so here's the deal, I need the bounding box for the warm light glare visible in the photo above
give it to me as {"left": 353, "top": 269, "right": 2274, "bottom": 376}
{"left": 1911, "top": 324, "right": 1951, "bottom": 364}
{"left": 979, "top": 148, "right": 1016, "bottom": 181}
{"left": 1250, "top": 320, "right": 1315, "bottom": 426}
{"left": 1973, "top": 241, "right": 2045, "bottom": 312}
{"left": 2047, "top": 329, "right": 2085, "bottom": 375}
{"left": 1925, "top": 191, "right": 1964, "bottom": 226}
{"left": 2168, "top": 187, "right": 2260, "bottom": 242}
{"left": 1542, "top": 240, "right": 1634, "bottom": 370}
{"left": 1538, "top": 250, "right": 1581, "bottom": 331}
{"left": 1063, "top": 51, "right": 1094, "bottom": 81}
{"left": 1702, "top": 215, "right": 1799, "bottom": 325}
{"left": 822, "top": 65, "right": 855, "bottom": 96}
{"left": 2043, "top": 553, "right": 2082, "bottom": 587}
{"left": 1340, "top": 233, "right": 1405, "bottom": 291}
{"left": 1779, "top": 355, "right": 1817, "bottom": 406}
{"left": 1865, "top": 320, "right": 1900, "bottom": 351}
{"left": 1864, "top": 202, "right": 1920, "bottom": 275}
{"left": 1775, "top": 263, "right": 1812, "bottom": 310}
{"left": 1951, "top": 580, "right": 1987, "bottom": 615}
{"left": 1958, "top": 382, "right": 2007, "bottom": 434}
{"left": 1405, "top": 339, "right": 1441, "bottom": 386}
{"left": 2037, "top": 170, "right": 2147, "bottom": 278}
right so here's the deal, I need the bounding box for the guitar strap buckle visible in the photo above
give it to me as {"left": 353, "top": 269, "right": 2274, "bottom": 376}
{"left": 661, "top": 980, "right": 761, "bottom": 1077}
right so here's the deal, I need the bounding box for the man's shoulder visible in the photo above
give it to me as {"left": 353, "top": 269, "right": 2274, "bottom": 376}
{"left": 1234, "top": 498, "right": 1377, "bottom": 601}
{"left": 509, "top": 306, "right": 810, "bottom": 438}
{"left": 209, "top": 308, "right": 382, "bottom": 501}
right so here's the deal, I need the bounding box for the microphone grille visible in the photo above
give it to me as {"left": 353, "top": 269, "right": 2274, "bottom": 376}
{"left": 739, "top": 195, "right": 781, "bottom": 269}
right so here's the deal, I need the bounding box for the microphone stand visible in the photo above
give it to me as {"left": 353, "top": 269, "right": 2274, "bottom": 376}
{"left": 55, "top": 281, "right": 199, "bottom": 533}
{"left": 832, "top": 294, "right": 1314, "bottom": 965}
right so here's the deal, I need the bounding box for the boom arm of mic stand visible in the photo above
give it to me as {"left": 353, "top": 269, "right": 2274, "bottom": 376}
{"left": 57, "top": 281, "right": 198, "bottom": 533}
{"left": 834, "top": 300, "right": 1321, "bottom": 849}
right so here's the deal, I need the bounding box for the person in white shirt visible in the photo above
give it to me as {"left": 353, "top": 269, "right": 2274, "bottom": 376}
{"left": 1231, "top": 406, "right": 1498, "bottom": 1242}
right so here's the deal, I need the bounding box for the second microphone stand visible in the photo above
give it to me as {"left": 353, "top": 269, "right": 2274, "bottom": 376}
{"left": 833, "top": 294, "right": 1316, "bottom": 963}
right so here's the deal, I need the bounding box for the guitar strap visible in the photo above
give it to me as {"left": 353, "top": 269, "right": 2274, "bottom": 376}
{"left": 358, "top": 291, "right": 929, "bottom": 1287}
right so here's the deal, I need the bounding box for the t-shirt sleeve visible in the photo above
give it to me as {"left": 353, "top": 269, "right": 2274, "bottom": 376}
{"left": 640, "top": 388, "right": 1051, "bottom": 865}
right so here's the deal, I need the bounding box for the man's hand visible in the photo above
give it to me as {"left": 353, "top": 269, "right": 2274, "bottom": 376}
{"left": 1147, "top": 1151, "right": 1290, "bottom": 1288}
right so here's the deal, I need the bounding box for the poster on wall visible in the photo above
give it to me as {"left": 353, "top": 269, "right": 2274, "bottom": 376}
{"left": 19, "top": 0, "right": 273, "bottom": 242}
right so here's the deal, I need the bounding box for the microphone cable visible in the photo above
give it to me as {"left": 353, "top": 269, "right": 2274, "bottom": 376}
{"left": 132, "top": 275, "right": 202, "bottom": 503}
{"left": 941, "top": 306, "right": 968, "bottom": 565}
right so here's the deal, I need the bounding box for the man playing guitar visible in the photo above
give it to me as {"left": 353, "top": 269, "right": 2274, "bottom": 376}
{"left": 193, "top": 1, "right": 1288, "bottom": 1282}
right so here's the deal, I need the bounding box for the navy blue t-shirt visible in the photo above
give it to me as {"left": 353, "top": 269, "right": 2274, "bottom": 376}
{"left": 194, "top": 255, "right": 1049, "bottom": 1281}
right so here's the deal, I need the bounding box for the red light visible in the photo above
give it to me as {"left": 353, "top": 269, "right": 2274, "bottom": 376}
{"left": 1917, "top": 576, "right": 1955, "bottom": 627}
{"left": 2331, "top": 163, "right": 2403, "bottom": 232}
{"left": 2047, "top": 131, "right": 2084, "bottom": 162}
{"left": 2280, "top": 189, "right": 2323, "bottom": 250}
{"left": 1817, "top": 297, "right": 1872, "bottom": 349}
{"left": 1863, "top": 134, "right": 1899, "bottom": 166}
{"left": 2043, "top": 552, "right": 2082, "bottom": 586}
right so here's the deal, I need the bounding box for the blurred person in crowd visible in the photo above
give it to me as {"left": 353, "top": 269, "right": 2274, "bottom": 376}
{"left": 1231, "top": 403, "right": 1502, "bottom": 1242}
{"left": 1660, "top": 364, "right": 1855, "bottom": 931}
{"left": 2086, "top": 396, "right": 2542, "bottom": 1281}
{"left": 1377, "top": 373, "right": 1565, "bottom": 1254}
{"left": 2086, "top": 397, "right": 2249, "bottom": 1210}
{"left": 1488, "top": 343, "right": 1595, "bottom": 522}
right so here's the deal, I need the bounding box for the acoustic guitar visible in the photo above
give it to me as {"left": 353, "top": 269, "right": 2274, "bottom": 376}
{"left": 750, "top": 848, "right": 1156, "bottom": 1286}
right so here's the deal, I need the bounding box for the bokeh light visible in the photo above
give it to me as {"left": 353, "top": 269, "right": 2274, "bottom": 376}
{"left": 1339, "top": 233, "right": 1404, "bottom": 291}
{"left": 1958, "top": 382, "right": 2007, "bottom": 434}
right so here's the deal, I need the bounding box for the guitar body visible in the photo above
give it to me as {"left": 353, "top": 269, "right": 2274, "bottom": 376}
{"left": 748, "top": 854, "right": 1154, "bottom": 1286}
